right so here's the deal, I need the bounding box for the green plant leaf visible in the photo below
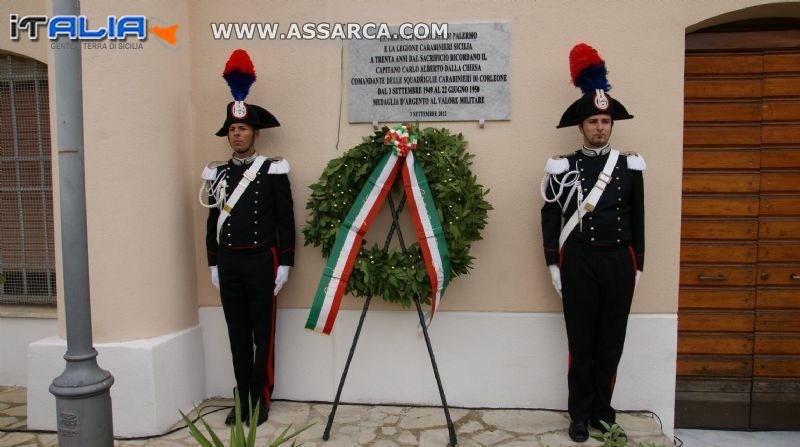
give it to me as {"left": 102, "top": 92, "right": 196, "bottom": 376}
{"left": 233, "top": 389, "right": 245, "bottom": 445}
{"left": 197, "top": 414, "right": 225, "bottom": 447}
{"left": 269, "top": 423, "right": 315, "bottom": 447}
{"left": 246, "top": 400, "right": 259, "bottom": 447}
{"left": 179, "top": 410, "right": 213, "bottom": 447}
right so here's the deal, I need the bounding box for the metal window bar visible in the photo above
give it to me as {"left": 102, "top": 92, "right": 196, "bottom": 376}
{"left": 0, "top": 54, "right": 56, "bottom": 305}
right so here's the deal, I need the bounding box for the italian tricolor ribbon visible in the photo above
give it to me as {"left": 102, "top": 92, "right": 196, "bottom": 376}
{"left": 306, "top": 125, "right": 451, "bottom": 335}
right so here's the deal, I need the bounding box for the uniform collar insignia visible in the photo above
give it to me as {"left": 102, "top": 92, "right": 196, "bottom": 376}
{"left": 231, "top": 152, "right": 258, "bottom": 166}
{"left": 581, "top": 144, "right": 610, "bottom": 157}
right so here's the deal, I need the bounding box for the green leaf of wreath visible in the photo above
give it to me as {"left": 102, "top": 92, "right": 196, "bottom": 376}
{"left": 303, "top": 127, "right": 492, "bottom": 308}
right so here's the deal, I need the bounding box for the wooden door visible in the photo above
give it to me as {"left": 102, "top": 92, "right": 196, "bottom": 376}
{"left": 677, "top": 23, "right": 800, "bottom": 429}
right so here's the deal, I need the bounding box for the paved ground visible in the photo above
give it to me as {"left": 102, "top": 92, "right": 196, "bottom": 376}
{"left": 0, "top": 385, "right": 673, "bottom": 446}
{"left": 674, "top": 428, "right": 799, "bottom": 447}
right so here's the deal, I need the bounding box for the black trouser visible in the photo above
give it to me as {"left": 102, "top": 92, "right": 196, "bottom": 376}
{"left": 218, "top": 247, "right": 277, "bottom": 407}
{"left": 560, "top": 239, "right": 636, "bottom": 424}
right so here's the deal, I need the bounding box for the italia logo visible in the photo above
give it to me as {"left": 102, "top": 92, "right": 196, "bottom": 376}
{"left": 593, "top": 89, "right": 610, "bottom": 111}
{"left": 9, "top": 14, "right": 179, "bottom": 46}
{"left": 9, "top": 14, "right": 146, "bottom": 40}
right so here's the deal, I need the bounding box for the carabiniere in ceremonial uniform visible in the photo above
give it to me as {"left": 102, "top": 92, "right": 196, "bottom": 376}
{"left": 540, "top": 43, "right": 645, "bottom": 443}
{"left": 200, "top": 49, "right": 295, "bottom": 427}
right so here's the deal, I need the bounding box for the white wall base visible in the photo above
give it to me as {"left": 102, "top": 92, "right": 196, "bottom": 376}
{"left": 27, "top": 325, "right": 206, "bottom": 437}
{"left": 200, "top": 308, "right": 677, "bottom": 437}
{"left": 0, "top": 316, "right": 56, "bottom": 386}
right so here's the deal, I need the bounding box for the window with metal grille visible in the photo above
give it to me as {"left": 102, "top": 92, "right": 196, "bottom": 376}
{"left": 0, "top": 54, "right": 56, "bottom": 306}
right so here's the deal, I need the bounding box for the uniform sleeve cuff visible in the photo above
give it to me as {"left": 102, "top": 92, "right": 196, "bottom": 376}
{"left": 278, "top": 253, "right": 294, "bottom": 266}
{"left": 544, "top": 250, "right": 559, "bottom": 266}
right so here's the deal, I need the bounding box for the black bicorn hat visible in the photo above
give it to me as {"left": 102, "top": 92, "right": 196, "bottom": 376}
{"left": 557, "top": 43, "right": 633, "bottom": 129}
{"left": 215, "top": 49, "right": 280, "bottom": 137}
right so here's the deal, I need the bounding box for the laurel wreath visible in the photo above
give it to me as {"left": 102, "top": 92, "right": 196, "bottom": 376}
{"left": 302, "top": 127, "right": 492, "bottom": 307}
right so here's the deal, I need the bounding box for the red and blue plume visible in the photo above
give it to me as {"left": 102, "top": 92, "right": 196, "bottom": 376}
{"left": 223, "top": 49, "right": 256, "bottom": 101}
{"left": 569, "top": 43, "right": 611, "bottom": 95}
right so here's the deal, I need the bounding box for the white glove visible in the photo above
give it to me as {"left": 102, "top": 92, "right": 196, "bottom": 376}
{"left": 274, "top": 265, "right": 290, "bottom": 295}
{"left": 548, "top": 264, "right": 562, "bottom": 297}
{"left": 635, "top": 270, "right": 642, "bottom": 287}
{"left": 210, "top": 266, "right": 219, "bottom": 290}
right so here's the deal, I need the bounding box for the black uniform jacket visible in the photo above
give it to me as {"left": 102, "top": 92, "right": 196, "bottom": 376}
{"left": 541, "top": 149, "right": 645, "bottom": 270}
{"left": 206, "top": 157, "right": 295, "bottom": 267}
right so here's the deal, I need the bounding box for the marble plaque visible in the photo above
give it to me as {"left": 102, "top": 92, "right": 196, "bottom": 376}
{"left": 348, "top": 22, "right": 510, "bottom": 123}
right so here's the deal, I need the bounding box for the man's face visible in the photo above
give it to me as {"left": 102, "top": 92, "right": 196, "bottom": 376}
{"left": 227, "top": 123, "right": 258, "bottom": 154}
{"left": 579, "top": 114, "right": 613, "bottom": 148}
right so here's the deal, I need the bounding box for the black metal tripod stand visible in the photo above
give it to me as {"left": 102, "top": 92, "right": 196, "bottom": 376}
{"left": 321, "top": 191, "right": 458, "bottom": 446}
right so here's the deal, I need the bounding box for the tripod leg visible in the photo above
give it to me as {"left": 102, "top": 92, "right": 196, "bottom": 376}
{"left": 413, "top": 295, "right": 458, "bottom": 447}
{"left": 322, "top": 294, "right": 373, "bottom": 441}
{"left": 387, "top": 192, "right": 408, "bottom": 250}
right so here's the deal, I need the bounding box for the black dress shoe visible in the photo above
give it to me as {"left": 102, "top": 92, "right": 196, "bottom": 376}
{"left": 569, "top": 420, "right": 589, "bottom": 442}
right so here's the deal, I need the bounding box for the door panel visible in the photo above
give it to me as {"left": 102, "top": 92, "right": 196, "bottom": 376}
{"left": 684, "top": 126, "right": 762, "bottom": 146}
{"left": 755, "top": 334, "right": 800, "bottom": 354}
{"left": 762, "top": 102, "right": 800, "bottom": 121}
{"left": 682, "top": 196, "right": 759, "bottom": 216}
{"left": 679, "top": 311, "right": 755, "bottom": 332}
{"left": 762, "top": 125, "right": 800, "bottom": 144}
{"left": 680, "top": 265, "right": 756, "bottom": 286}
{"left": 680, "top": 242, "right": 757, "bottom": 263}
{"left": 757, "top": 265, "right": 800, "bottom": 285}
{"left": 675, "top": 378, "right": 751, "bottom": 429}
{"left": 681, "top": 219, "right": 758, "bottom": 240}
{"left": 754, "top": 46, "right": 800, "bottom": 429}
{"left": 684, "top": 54, "right": 762, "bottom": 74}
{"left": 764, "top": 53, "right": 800, "bottom": 71}
{"left": 764, "top": 78, "right": 800, "bottom": 96}
{"left": 761, "top": 149, "right": 800, "bottom": 168}
{"left": 760, "top": 195, "right": 800, "bottom": 215}
{"left": 679, "top": 26, "right": 800, "bottom": 430}
{"left": 754, "top": 356, "right": 800, "bottom": 377}
{"left": 751, "top": 377, "right": 800, "bottom": 428}
{"left": 682, "top": 173, "right": 760, "bottom": 193}
{"left": 758, "top": 288, "right": 800, "bottom": 307}
{"left": 760, "top": 172, "right": 800, "bottom": 192}
{"left": 685, "top": 103, "right": 762, "bottom": 122}
{"left": 679, "top": 333, "right": 754, "bottom": 355}
{"left": 679, "top": 287, "right": 756, "bottom": 309}
{"left": 678, "top": 355, "right": 754, "bottom": 377}
{"left": 684, "top": 149, "right": 759, "bottom": 170}
{"left": 685, "top": 79, "right": 762, "bottom": 98}
{"left": 758, "top": 242, "right": 800, "bottom": 261}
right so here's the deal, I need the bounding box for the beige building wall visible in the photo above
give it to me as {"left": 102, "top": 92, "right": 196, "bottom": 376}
{"left": 76, "top": 0, "right": 198, "bottom": 342}
{"left": 4, "top": 0, "right": 799, "bottom": 436}
{"left": 1, "top": 0, "right": 49, "bottom": 63}
{"left": 187, "top": 0, "right": 798, "bottom": 318}
{"left": 4, "top": 0, "right": 799, "bottom": 340}
{"left": 1, "top": 0, "right": 199, "bottom": 342}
